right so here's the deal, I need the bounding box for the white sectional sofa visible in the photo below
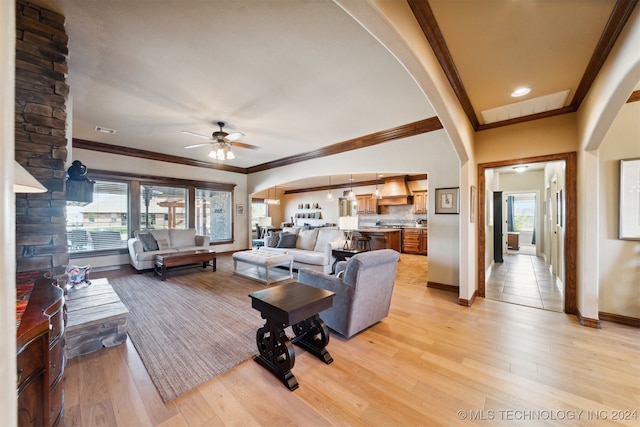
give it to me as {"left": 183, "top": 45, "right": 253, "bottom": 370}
{"left": 127, "top": 228, "right": 210, "bottom": 271}
{"left": 259, "top": 227, "right": 345, "bottom": 274}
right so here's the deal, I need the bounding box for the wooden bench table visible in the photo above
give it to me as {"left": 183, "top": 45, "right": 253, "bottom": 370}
{"left": 154, "top": 249, "right": 216, "bottom": 281}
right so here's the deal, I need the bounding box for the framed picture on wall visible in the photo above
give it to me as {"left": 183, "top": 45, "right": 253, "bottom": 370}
{"left": 435, "top": 187, "right": 459, "bottom": 214}
{"left": 619, "top": 158, "right": 640, "bottom": 240}
{"left": 470, "top": 185, "right": 476, "bottom": 223}
{"left": 236, "top": 204, "right": 245, "bottom": 216}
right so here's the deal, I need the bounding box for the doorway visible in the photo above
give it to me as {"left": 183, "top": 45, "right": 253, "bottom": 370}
{"left": 477, "top": 152, "right": 577, "bottom": 314}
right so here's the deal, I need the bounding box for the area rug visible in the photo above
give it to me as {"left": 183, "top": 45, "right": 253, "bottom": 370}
{"left": 109, "top": 267, "right": 266, "bottom": 402}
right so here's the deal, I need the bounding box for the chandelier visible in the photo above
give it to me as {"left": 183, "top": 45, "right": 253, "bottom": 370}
{"left": 208, "top": 142, "right": 235, "bottom": 161}
{"left": 265, "top": 186, "right": 280, "bottom": 205}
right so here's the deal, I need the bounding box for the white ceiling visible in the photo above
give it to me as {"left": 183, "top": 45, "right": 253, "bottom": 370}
{"left": 36, "top": 0, "right": 635, "bottom": 189}
{"left": 41, "top": 0, "right": 434, "bottom": 172}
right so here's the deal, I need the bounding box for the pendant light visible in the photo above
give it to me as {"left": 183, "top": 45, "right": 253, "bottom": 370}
{"left": 372, "top": 173, "right": 382, "bottom": 199}
{"left": 348, "top": 174, "right": 355, "bottom": 200}
{"left": 326, "top": 176, "right": 334, "bottom": 201}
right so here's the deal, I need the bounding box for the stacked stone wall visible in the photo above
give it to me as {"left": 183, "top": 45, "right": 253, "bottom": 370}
{"left": 15, "top": 0, "right": 69, "bottom": 276}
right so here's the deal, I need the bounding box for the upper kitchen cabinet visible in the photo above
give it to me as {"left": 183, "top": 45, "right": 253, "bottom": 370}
{"left": 356, "top": 194, "right": 378, "bottom": 214}
{"left": 413, "top": 190, "right": 428, "bottom": 214}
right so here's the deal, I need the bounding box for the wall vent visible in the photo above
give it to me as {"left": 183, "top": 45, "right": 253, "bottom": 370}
{"left": 95, "top": 126, "right": 116, "bottom": 134}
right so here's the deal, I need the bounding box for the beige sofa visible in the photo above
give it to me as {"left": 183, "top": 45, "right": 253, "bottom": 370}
{"left": 127, "top": 228, "right": 210, "bottom": 271}
{"left": 259, "top": 227, "right": 345, "bottom": 274}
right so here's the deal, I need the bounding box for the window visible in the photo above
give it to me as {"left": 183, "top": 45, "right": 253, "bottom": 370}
{"left": 140, "top": 184, "right": 187, "bottom": 230}
{"left": 65, "top": 171, "right": 235, "bottom": 257}
{"left": 195, "top": 189, "right": 232, "bottom": 242}
{"left": 251, "top": 200, "right": 268, "bottom": 227}
{"left": 512, "top": 194, "right": 536, "bottom": 232}
{"left": 66, "top": 180, "right": 129, "bottom": 254}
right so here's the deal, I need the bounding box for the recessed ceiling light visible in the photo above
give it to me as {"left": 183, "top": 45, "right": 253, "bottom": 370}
{"left": 513, "top": 166, "right": 528, "bottom": 173}
{"left": 511, "top": 87, "right": 531, "bottom": 97}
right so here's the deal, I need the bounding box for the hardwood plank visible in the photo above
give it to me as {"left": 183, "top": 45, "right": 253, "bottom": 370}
{"left": 197, "top": 375, "right": 261, "bottom": 427}
{"left": 123, "top": 340, "right": 180, "bottom": 426}
{"left": 103, "top": 343, "right": 154, "bottom": 427}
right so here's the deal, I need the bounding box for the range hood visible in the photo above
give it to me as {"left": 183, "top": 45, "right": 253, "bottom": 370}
{"left": 378, "top": 176, "right": 413, "bottom": 205}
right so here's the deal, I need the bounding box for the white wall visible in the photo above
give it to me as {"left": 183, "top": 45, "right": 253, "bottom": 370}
{"left": 1, "top": 0, "right": 16, "bottom": 423}
{"left": 249, "top": 130, "right": 461, "bottom": 286}
{"left": 484, "top": 169, "right": 495, "bottom": 271}
{"left": 598, "top": 100, "right": 640, "bottom": 318}
{"left": 575, "top": 6, "right": 640, "bottom": 320}
{"left": 544, "top": 161, "right": 567, "bottom": 282}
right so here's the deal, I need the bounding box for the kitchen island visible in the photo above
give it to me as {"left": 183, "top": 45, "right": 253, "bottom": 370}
{"left": 355, "top": 228, "right": 402, "bottom": 252}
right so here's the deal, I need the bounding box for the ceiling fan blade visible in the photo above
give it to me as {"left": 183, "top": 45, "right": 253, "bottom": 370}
{"left": 183, "top": 142, "right": 210, "bottom": 149}
{"left": 224, "top": 131, "right": 244, "bottom": 142}
{"left": 232, "top": 141, "right": 261, "bottom": 150}
{"left": 181, "top": 131, "right": 212, "bottom": 140}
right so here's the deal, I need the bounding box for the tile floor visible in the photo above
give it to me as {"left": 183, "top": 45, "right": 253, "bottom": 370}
{"left": 485, "top": 245, "right": 564, "bottom": 312}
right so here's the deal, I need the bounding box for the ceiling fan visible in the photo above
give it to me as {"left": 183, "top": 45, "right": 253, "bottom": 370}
{"left": 182, "top": 121, "right": 260, "bottom": 160}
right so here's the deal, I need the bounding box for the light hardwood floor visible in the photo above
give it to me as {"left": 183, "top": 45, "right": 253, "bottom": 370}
{"left": 63, "top": 253, "right": 639, "bottom": 426}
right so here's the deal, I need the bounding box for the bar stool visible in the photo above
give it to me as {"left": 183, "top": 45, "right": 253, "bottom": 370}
{"left": 353, "top": 235, "right": 371, "bottom": 251}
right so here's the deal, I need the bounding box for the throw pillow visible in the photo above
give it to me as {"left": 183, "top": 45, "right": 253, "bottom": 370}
{"left": 266, "top": 231, "right": 281, "bottom": 247}
{"left": 138, "top": 232, "right": 159, "bottom": 251}
{"left": 156, "top": 238, "right": 170, "bottom": 250}
{"left": 276, "top": 232, "right": 297, "bottom": 248}
{"left": 297, "top": 228, "right": 318, "bottom": 250}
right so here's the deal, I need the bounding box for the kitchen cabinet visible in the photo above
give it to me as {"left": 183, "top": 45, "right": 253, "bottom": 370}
{"left": 402, "top": 227, "right": 428, "bottom": 255}
{"left": 413, "top": 190, "right": 428, "bottom": 214}
{"left": 356, "top": 194, "right": 378, "bottom": 214}
{"left": 17, "top": 272, "right": 66, "bottom": 427}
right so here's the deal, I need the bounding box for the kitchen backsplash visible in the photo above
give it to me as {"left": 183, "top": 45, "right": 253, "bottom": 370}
{"left": 359, "top": 204, "right": 427, "bottom": 227}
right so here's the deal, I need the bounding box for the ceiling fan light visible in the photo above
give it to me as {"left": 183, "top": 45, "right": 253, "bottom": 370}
{"left": 226, "top": 149, "right": 235, "bottom": 160}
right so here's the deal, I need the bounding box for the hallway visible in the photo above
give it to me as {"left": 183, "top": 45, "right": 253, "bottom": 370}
{"left": 485, "top": 248, "right": 564, "bottom": 312}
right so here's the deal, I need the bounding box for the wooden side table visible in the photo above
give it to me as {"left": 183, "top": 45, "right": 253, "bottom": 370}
{"left": 331, "top": 248, "right": 367, "bottom": 274}
{"left": 249, "top": 282, "right": 334, "bottom": 390}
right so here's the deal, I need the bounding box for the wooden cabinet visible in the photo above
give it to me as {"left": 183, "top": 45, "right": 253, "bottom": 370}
{"left": 356, "top": 194, "right": 378, "bottom": 214}
{"left": 17, "top": 273, "right": 66, "bottom": 427}
{"left": 402, "top": 228, "right": 428, "bottom": 255}
{"left": 413, "top": 190, "right": 428, "bottom": 214}
{"left": 420, "top": 230, "right": 428, "bottom": 255}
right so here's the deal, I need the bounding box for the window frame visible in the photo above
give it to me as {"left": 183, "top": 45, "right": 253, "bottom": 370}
{"left": 67, "top": 169, "right": 236, "bottom": 259}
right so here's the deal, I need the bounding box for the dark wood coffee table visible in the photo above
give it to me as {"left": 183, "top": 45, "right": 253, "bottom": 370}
{"left": 249, "top": 281, "right": 334, "bottom": 391}
{"left": 154, "top": 249, "right": 216, "bottom": 281}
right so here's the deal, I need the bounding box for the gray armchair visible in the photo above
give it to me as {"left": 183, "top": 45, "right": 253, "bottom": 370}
{"left": 297, "top": 249, "right": 400, "bottom": 338}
